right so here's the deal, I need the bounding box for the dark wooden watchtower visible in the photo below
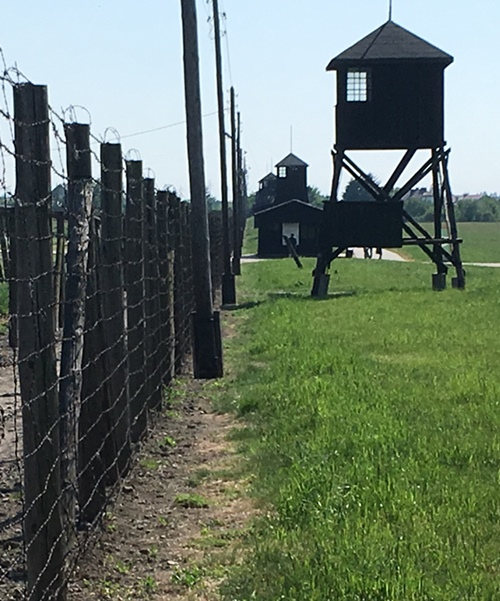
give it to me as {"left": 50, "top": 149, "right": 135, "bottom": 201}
{"left": 312, "top": 20, "right": 465, "bottom": 296}
{"left": 275, "top": 153, "right": 309, "bottom": 205}
{"left": 253, "top": 153, "right": 321, "bottom": 257}
{"left": 254, "top": 172, "right": 277, "bottom": 212}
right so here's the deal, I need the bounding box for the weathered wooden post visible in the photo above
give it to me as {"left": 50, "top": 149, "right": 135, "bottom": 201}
{"left": 124, "top": 160, "right": 147, "bottom": 441}
{"left": 13, "top": 82, "right": 65, "bottom": 601}
{"left": 0, "top": 210, "right": 9, "bottom": 281}
{"left": 169, "top": 193, "right": 183, "bottom": 374}
{"left": 208, "top": 210, "right": 223, "bottom": 294}
{"left": 156, "top": 189, "right": 174, "bottom": 386}
{"left": 53, "top": 211, "right": 66, "bottom": 329}
{"left": 7, "top": 207, "right": 17, "bottom": 349}
{"left": 166, "top": 192, "right": 177, "bottom": 380}
{"left": 100, "top": 143, "right": 131, "bottom": 474}
{"left": 237, "top": 112, "right": 247, "bottom": 257}
{"left": 230, "top": 86, "right": 241, "bottom": 276}
{"left": 178, "top": 200, "right": 193, "bottom": 364}
{"left": 181, "top": 0, "right": 223, "bottom": 378}
{"left": 143, "top": 177, "right": 162, "bottom": 410}
{"left": 59, "top": 122, "right": 93, "bottom": 540}
{"left": 211, "top": 0, "right": 235, "bottom": 305}
{"left": 79, "top": 213, "right": 108, "bottom": 525}
{"left": 432, "top": 150, "right": 446, "bottom": 290}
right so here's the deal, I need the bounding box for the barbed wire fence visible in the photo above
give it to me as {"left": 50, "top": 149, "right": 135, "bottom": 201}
{"left": 0, "top": 56, "right": 226, "bottom": 601}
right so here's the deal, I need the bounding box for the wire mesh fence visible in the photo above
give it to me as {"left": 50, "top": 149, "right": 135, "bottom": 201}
{"left": 0, "top": 61, "right": 225, "bottom": 601}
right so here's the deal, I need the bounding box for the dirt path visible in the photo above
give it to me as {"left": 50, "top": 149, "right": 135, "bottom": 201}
{"left": 0, "top": 336, "right": 17, "bottom": 466}
{"left": 69, "top": 377, "right": 253, "bottom": 601}
{"left": 241, "top": 247, "right": 407, "bottom": 263}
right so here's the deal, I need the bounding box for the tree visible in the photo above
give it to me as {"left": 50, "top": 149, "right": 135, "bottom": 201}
{"left": 342, "top": 175, "right": 379, "bottom": 202}
{"left": 455, "top": 195, "right": 499, "bottom": 222}
{"left": 247, "top": 192, "right": 256, "bottom": 214}
{"left": 307, "top": 186, "right": 329, "bottom": 207}
{"left": 205, "top": 190, "right": 221, "bottom": 212}
{"left": 404, "top": 195, "right": 434, "bottom": 222}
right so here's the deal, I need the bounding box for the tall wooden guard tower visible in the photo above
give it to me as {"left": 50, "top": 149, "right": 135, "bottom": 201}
{"left": 312, "top": 20, "right": 465, "bottom": 297}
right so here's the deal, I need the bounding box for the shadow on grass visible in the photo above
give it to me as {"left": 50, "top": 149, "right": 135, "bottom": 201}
{"left": 222, "top": 301, "right": 264, "bottom": 311}
{"left": 268, "top": 290, "right": 357, "bottom": 301}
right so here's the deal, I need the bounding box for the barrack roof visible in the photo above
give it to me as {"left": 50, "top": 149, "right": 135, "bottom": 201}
{"left": 275, "top": 153, "right": 308, "bottom": 168}
{"left": 259, "top": 172, "right": 277, "bottom": 183}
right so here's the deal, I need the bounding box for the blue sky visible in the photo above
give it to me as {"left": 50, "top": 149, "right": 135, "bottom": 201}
{"left": 0, "top": 0, "right": 498, "bottom": 197}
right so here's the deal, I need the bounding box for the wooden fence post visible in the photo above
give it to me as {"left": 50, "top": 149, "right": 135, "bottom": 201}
{"left": 143, "top": 177, "right": 162, "bottom": 410}
{"left": 208, "top": 210, "right": 223, "bottom": 294}
{"left": 170, "top": 194, "right": 183, "bottom": 374}
{"left": 59, "top": 123, "right": 92, "bottom": 540}
{"left": 178, "top": 200, "right": 191, "bottom": 368}
{"left": 78, "top": 214, "right": 108, "bottom": 525}
{"left": 124, "top": 160, "right": 147, "bottom": 442}
{"left": 166, "top": 193, "right": 177, "bottom": 381}
{"left": 156, "top": 190, "right": 173, "bottom": 387}
{"left": 53, "top": 212, "right": 66, "bottom": 330}
{"left": 0, "top": 209, "right": 9, "bottom": 281}
{"left": 7, "top": 207, "right": 17, "bottom": 349}
{"left": 100, "top": 143, "right": 131, "bottom": 475}
{"left": 13, "top": 82, "right": 65, "bottom": 601}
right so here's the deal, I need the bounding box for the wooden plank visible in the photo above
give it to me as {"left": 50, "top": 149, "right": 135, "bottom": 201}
{"left": 402, "top": 237, "right": 462, "bottom": 245}
{"left": 393, "top": 149, "right": 448, "bottom": 202}
{"left": 383, "top": 149, "right": 416, "bottom": 196}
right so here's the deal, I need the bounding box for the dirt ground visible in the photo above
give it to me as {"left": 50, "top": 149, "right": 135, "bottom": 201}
{"left": 0, "top": 332, "right": 24, "bottom": 601}
{"left": 68, "top": 376, "right": 254, "bottom": 601}
{"left": 0, "top": 323, "right": 253, "bottom": 601}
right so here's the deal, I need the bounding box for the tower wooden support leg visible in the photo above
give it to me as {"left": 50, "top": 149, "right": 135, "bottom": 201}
{"left": 441, "top": 154, "right": 466, "bottom": 289}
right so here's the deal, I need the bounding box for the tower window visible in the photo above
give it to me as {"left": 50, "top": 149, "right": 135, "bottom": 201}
{"left": 278, "top": 166, "right": 287, "bottom": 178}
{"left": 346, "top": 69, "right": 370, "bottom": 102}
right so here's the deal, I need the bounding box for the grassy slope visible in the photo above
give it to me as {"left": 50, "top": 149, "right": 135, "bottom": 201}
{"left": 220, "top": 258, "right": 499, "bottom": 600}
{"left": 397, "top": 222, "right": 500, "bottom": 263}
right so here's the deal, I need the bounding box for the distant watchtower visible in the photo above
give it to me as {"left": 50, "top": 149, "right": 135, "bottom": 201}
{"left": 312, "top": 20, "right": 465, "bottom": 296}
{"left": 275, "top": 153, "right": 309, "bottom": 205}
{"left": 254, "top": 172, "right": 277, "bottom": 212}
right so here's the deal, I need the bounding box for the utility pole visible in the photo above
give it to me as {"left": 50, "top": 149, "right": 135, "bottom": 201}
{"left": 230, "top": 86, "right": 241, "bottom": 275}
{"left": 180, "top": 0, "right": 223, "bottom": 378}
{"left": 212, "top": 0, "right": 235, "bottom": 305}
{"left": 237, "top": 110, "right": 246, "bottom": 249}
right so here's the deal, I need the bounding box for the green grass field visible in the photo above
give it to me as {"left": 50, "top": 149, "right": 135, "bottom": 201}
{"left": 218, "top": 256, "right": 499, "bottom": 600}
{"left": 397, "top": 222, "right": 500, "bottom": 263}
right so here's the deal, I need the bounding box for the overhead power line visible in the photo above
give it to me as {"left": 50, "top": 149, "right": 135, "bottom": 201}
{"left": 120, "top": 110, "right": 219, "bottom": 140}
